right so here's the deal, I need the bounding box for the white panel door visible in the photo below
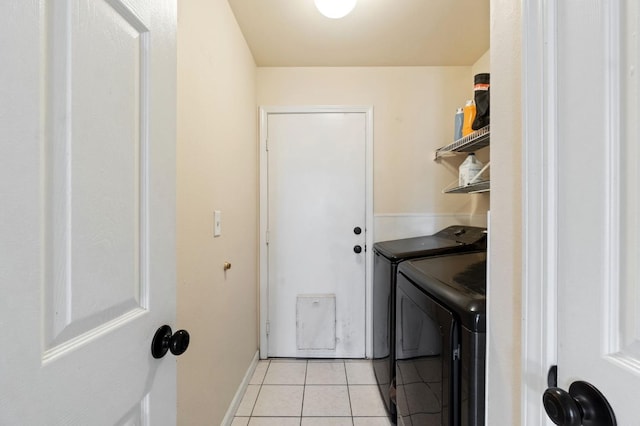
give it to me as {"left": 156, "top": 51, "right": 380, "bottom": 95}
{"left": 0, "top": 0, "right": 177, "bottom": 424}
{"left": 266, "top": 111, "right": 367, "bottom": 358}
{"left": 545, "top": 0, "right": 640, "bottom": 423}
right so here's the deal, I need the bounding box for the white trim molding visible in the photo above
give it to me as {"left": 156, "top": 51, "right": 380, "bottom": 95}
{"left": 373, "top": 213, "right": 488, "bottom": 242}
{"left": 220, "top": 351, "right": 259, "bottom": 426}
{"left": 258, "top": 106, "right": 374, "bottom": 359}
{"left": 522, "top": 1, "right": 557, "bottom": 425}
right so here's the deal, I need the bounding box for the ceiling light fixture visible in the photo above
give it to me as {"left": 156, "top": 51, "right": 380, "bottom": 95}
{"left": 314, "top": 0, "right": 357, "bottom": 19}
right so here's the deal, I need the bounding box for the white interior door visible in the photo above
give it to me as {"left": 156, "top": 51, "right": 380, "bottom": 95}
{"left": 527, "top": 0, "right": 640, "bottom": 424}
{"left": 263, "top": 110, "right": 369, "bottom": 358}
{"left": 0, "top": 1, "right": 177, "bottom": 424}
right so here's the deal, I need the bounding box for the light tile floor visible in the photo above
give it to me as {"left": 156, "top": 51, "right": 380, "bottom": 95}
{"left": 232, "top": 359, "right": 393, "bottom": 426}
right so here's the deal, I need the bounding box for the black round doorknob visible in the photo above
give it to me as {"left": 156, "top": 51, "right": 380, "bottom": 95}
{"left": 170, "top": 329, "right": 190, "bottom": 356}
{"left": 543, "top": 388, "right": 581, "bottom": 426}
{"left": 151, "top": 325, "right": 191, "bottom": 359}
{"left": 543, "top": 381, "right": 616, "bottom": 426}
{"left": 353, "top": 245, "right": 362, "bottom": 254}
{"left": 353, "top": 226, "right": 362, "bottom": 235}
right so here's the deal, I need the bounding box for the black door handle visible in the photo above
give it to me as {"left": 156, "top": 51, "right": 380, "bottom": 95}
{"left": 353, "top": 245, "right": 362, "bottom": 254}
{"left": 543, "top": 381, "right": 616, "bottom": 426}
{"left": 151, "top": 325, "right": 190, "bottom": 359}
{"left": 353, "top": 226, "right": 362, "bottom": 235}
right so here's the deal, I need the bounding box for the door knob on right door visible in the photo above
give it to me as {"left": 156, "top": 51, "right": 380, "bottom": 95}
{"left": 543, "top": 381, "right": 616, "bottom": 426}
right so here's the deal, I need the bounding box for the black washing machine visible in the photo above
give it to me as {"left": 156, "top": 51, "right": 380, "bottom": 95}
{"left": 395, "top": 252, "right": 486, "bottom": 426}
{"left": 372, "top": 226, "right": 486, "bottom": 422}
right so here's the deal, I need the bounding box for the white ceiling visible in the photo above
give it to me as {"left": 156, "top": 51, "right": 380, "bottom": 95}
{"left": 227, "top": 0, "right": 490, "bottom": 67}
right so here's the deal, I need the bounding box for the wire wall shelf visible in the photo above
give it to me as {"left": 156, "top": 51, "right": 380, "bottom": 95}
{"left": 443, "top": 180, "right": 490, "bottom": 194}
{"left": 434, "top": 125, "right": 490, "bottom": 160}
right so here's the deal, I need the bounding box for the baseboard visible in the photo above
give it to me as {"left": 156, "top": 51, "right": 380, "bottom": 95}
{"left": 220, "top": 350, "right": 259, "bottom": 426}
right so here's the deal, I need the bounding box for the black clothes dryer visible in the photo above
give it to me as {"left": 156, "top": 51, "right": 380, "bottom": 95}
{"left": 372, "top": 226, "right": 486, "bottom": 421}
{"left": 396, "top": 252, "right": 487, "bottom": 426}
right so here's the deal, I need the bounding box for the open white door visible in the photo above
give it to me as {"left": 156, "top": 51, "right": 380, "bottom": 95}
{"left": 524, "top": 1, "right": 640, "bottom": 424}
{"left": 0, "top": 1, "right": 178, "bottom": 424}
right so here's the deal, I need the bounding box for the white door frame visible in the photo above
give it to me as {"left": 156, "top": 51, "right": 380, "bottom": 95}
{"left": 259, "top": 105, "right": 374, "bottom": 360}
{"left": 522, "top": 1, "right": 559, "bottom": 425}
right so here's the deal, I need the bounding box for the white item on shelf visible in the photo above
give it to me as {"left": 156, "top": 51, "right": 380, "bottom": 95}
{"left": 458, "top": 153, "right": 483, "bottom": 186}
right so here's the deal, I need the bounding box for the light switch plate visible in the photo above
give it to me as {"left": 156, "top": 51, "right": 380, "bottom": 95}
{"left": 214, "top": 210, "right": 221, "bottom": 237}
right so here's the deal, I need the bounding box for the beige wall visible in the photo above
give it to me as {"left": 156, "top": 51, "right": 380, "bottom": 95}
{"left": 176, "top": 0, "right": 258, "bottom": 424}
{"left": 472, "top": 50, "right": 491, "bottom": 76}
{"left": 487, "top": 0, "right": 522, "bottom": 423}
{"left": 257, "top": 67, "right": 487, "bottom": 222}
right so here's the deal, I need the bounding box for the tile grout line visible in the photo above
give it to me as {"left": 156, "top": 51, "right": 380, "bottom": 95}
{"left": 342, "top": 361, "right": 356, "bottom": 425}
{"left": 249, "top": 359, "right": 269, "bottom": 418}
{"left": 300, "top": 360, "right": 308, "bottom": 425}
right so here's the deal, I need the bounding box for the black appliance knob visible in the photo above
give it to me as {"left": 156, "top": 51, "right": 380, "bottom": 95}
{"left": 543, "top": 381, "right": 616, "bottom": 426}
{"left": 151, "top": 325, "right": 191, "bottom": 359}
{"left": 353, "top": 245, "right": 362, "bottom": 254}
{"left": 353, "top": 226, "right": 362, "bottom": 235}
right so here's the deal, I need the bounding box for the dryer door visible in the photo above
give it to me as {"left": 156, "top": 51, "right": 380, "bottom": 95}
{"left": 396, "top": 273, "right": 459, "bottom": 426}
{"left": 372, "top": 250, "right": 395, "bottom": 417}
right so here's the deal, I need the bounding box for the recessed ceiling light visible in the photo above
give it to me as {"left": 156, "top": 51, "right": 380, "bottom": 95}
{"left": 314, "top": 0, "right": 357, "bottom": 19}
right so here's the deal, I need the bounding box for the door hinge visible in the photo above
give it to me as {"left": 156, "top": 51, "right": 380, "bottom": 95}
{"left": 266, "top": 230, "right": 270, "bottom": 245}
{"left": 265, "top": 139, "right": 269, "bottom": 151}
{"left": 266, "top": 321, "right": 270, "bottom": 336}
